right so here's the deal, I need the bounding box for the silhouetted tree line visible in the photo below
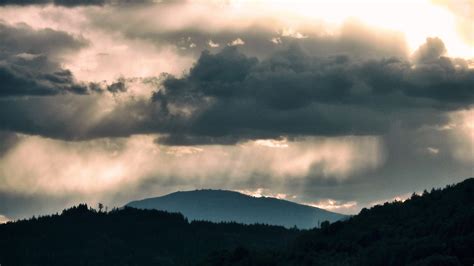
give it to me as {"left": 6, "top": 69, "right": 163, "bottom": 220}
{"left": 0, "top": 203, "right": 299, "bottom": 266}
{"left": 204, "top": 178, "right": 474, "bottom": 266}
{"left": 0, "top": 178, "right": 473, "bottom": 265}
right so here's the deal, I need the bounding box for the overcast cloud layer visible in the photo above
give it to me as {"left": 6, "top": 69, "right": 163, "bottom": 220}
{"left": 0, "top": 0, "right": 472, "bottom": 220}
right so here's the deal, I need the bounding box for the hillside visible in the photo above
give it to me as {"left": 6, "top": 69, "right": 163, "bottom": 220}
{"left": 205, "top": 178, "right": 474, "bottom": 266}
{"left": 0, "top": 205, "right": 300, "bottom": 266}
{"left": 0, "top": 178, "right": 472, "bottom": 266}
{"left": 127, "top": 189, "right": 345, "bottom": 229}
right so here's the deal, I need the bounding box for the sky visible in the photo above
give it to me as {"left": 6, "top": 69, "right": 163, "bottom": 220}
{"left": 0, "top": 0, "right": 473, "bottom": 221}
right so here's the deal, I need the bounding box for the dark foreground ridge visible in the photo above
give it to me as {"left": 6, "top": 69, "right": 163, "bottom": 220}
{"left": 0, "top": 205, "right": 300, "bottom": 266}
{"left": 127, "top": 189, "right": 346, "bottom": 229}
{"left": 0, "top": 178, "right": 473, "bottom": 266}
{"left": 206, "top": 178, "right": 474, "bottom": 266}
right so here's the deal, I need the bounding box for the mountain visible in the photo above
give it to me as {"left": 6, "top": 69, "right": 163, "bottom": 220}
{"left": 0, "top": 178, "right": 472, "bottom": 266}
{"left": 0, "top": 205, "right": 301, "bottom": 266}
{"left": 205, "top": 177, "right": 474, "bottom": 266}
{"left": 126, "top": 189, "right": 346, "bottom": 229}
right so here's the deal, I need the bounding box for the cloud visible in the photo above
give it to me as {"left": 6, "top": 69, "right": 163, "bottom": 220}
{"left": 228, "top": 37, "right": 244, "bottom": 46}
{"left": 0, "top": 134, "right": 384, "bottom": 195}
{"left": 0, "top": 5, "right": 196, "bottom": 82}
{"left": 0, "top": 111, "right": 471, "bottom": 219}
{"left": 89, "top": 8, "right": 409, "bottom": 60}
{"left": 0, "top": 21, "right": 87, "bottom": 56}
{"left": 0, "top": 134, "right": 384, "bottom": 218}
{"left": 106, "top": 78, "right": 127, "bottom": 93}
{"left": 153, "top": 39, "right": 474, "bottom": 145}
{"left": 431, "top": 0, "right": 474, "bottom": 47}
{"left": 236, "top": 188, "right": 295, "bottom": 200}
{"left": 0, "top": 0, "right": 103, "bottom": 6}
{"left": 426, "top": 147, "right": 440, "bottom": 155}
{"left": 0, "top": 21, "right": 91, "bottom": 96}
{"left": 0, "top": 37, "right": 471, "bottom": 143}
{"left": 0, "top": 5, "right": 411, "bottom": 82}
{"left": 208, "top": 40, "right": 219, "bottom": 48}
{"left": 0, "top": 90, "right": 152, "bottom": 140}
{"left": 0, "top": 131, "right": 21, "bottom": 156}
{"left": 0, "top": 190, "right": 80, "bottom": 219}
{"left": 305, "top": 199, "right": 358, "bottom": 215}
{"left": 5, "top": 117, "right": 470, "bottom": 219}
{"left": 0, "top": 0, "right": 472, "bottom": 222}
{"left": 412, "top": 37, "right": 447, "bottom": 63}
{"left": 0, "top": 214, "right": 10, "bottom": 223}
{"left": 368, "top": 192, "right": 413, "bottom": 207}
{"left": 0, "top": 0, "right": 162, "bottom": 7}
{"left": 0, "top": 64, "right": 90, "bottom": 96}
{"left": 440, "top": 109, "right": 474, "bottom": 164}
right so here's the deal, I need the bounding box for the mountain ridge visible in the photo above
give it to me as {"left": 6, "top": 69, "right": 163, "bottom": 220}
{"left": 126, "top": 189, "right": 346, "bottom": 229}
{"left": 0, "top": 177, "right": 472, "bottom": 265}
{"left": 206, "top": 177, "right": 474, "bottom": 265}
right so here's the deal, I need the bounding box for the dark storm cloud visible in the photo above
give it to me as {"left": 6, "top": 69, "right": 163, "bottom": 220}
{"left": 0, "top": 22, "right": 88, "bottom": 55}
{"left": 0, "top": 63, "right": 90, "bottom": 96}
{"left": 153, "top": 40, "right": 474, "bottom": 145}
{"left": 0, "top": 131, "right": 20, "bottom": 156}
{"left": 0, "top": 37, "right": 472, "bottom": 143}
{"left": 106, "top": 79, "right": 127, "bottom": 93}
{"left": 0, "top": 22, "right": 93, "bottom": 96}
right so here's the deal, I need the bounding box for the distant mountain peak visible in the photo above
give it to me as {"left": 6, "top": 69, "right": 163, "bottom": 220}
{"left": 127, "top": 189, "right": 346, "bottom": 229}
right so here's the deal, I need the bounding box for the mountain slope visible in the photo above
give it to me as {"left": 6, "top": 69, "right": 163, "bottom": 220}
{"left": 205, "top": 177, "right": 474, "bottom": 266}
{"left": 126, "top": 189, "right": 346, "bottom": 229}
{"left": 0, "top": 205, "right": 301, "bottom": 266}
{"left": 0, "top": 178, "right": 472, "bottom": 266}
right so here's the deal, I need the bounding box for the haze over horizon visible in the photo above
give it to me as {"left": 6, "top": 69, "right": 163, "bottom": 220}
{"left": 0, "top": 0, "right": 473, "bottom": 221}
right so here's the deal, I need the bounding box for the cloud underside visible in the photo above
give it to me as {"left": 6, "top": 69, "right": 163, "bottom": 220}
{"left": 0, "top": 4, "right": 472, "bottom": 145}
{"left": 1, "top": 30, "right": 472, "bottom": 145}
{"left": 153, "top": 39, "right": 473, "bottom": 145}
{"left": 0, "top": 22, "right": 91, "bottom": 96}
{"left": 0, "top": 21, "right": 132, "bottom": 98}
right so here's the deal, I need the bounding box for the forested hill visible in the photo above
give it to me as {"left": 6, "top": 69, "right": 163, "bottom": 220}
{"left": 127, "top": 189, "right": 345, "bottom": 229}
{"left": 205, "top": 178, "right": 474, "bottom": 266}
{"left": 0, "top": 205, "right": 300, "bottom": 266}
{"left": 0, "top": 178, "right": 473, "bottom": 266}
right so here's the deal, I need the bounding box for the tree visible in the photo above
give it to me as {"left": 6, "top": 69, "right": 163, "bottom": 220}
{"left": 320, "top": 220, "right": 330, "bottom": 230}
